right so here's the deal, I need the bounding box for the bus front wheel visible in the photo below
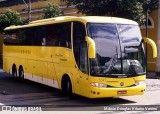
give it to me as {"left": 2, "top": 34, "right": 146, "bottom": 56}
{"left": 62, "top": 76, "right": 73, "bottom": 98}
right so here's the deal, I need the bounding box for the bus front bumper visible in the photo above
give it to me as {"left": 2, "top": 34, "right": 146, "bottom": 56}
{"left": 87, "top": 85, "right": 145, "bottom": 98}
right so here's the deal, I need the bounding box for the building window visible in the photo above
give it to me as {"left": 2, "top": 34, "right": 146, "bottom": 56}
{"left": 141, "top": 16, "right": 154, "bottom": 29}
{"left": 60, "top": 0, "right": 67, "bottom": 3}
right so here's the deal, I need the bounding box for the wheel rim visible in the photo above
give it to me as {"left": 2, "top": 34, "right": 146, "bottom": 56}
{"left": 12, "top": 68, "right": 17, "bottom": 78}
{"left": 14, "top": 72, "right": 16, "bottom": 76}
{"left": 66, "top": 80, "right": 72, "bottom": 96}
{"left": 19, "top": 69, "right": 24, "bottom": 81}
{"left": 66, "top": 81, "right": 70, "bottom": 93}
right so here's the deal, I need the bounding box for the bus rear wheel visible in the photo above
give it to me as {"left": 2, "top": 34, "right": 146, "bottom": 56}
{"left": 12, "top": 65, "right": 17, "bottom": 79}
{"left": 19, "top": 66, "right": 24, "bottom": 82}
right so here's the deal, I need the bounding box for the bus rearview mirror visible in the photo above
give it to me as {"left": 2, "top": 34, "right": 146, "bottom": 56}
{"left": 143, "top": 37, "right": 157, "bottom": 58}
{"left": 85, "top": 36, "right": 96, "bottom": 58}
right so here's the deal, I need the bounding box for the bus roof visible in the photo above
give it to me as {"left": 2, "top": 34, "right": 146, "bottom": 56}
{"left": 4, "top": 16, "right": 138, "bottom": 30}
{"left": 78, "top": 16, "right": 138, "bottom": 25}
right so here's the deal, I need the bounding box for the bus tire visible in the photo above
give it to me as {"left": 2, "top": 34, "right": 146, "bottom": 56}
{"left": 12, "top": 64, "right": 17, "bottom": 80}
{"left": 19, "top": 66, "right": 24, "bottom": 82}
{"left": 62, "top": 76, "right": 73, "bottom": 98}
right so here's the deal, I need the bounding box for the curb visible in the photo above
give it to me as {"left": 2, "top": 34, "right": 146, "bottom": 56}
{"left": 146, "top": 72, "right": 160, "bottom": 79}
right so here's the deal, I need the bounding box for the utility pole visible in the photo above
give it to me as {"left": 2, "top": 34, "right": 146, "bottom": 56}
{"left": 28, "top": 0, "right": 31, "bottom": 22}
{"left": 156, "top": 0, "right": 160, "bottom": 76}
{"left": 146, "top": 6, "right": 149, "bottom": 76}
{"left": 146, "top": 6, "right": 149, "bottom": 38}
{"left": 22, "top": 0, "right": 31, "bottom": 23}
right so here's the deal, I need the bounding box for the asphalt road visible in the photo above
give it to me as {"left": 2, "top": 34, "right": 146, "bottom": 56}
{"left": 0, "top": 68, "right": 160, "bottom": 114}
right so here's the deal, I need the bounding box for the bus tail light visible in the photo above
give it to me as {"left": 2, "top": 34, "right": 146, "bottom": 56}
{"left": 90, "top": 82, "right": 108, "bottom": 88}
{"left": 135, "top": 80, "right": 145, "bottom": 86}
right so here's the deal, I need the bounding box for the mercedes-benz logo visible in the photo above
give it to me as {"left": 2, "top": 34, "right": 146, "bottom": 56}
{"left": 120, "top": 82, "right": 124, "bottom": 86}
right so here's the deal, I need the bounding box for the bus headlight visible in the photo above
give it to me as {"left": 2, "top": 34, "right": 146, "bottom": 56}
{"left": 90, "top": 82, "right": 108, "bottom": 88}
{"left": 135, "top": 80, "right": 145, "bottom": 86}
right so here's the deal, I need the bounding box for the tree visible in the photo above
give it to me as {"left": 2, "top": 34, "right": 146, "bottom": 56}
{"left": 42, "top": 3, "right": 63, "bottom": 19}
{"left": 0, "top": 9, "right": 24, "bottom": 33}
{"left": 142, "top": 0, "right": 158, "bottom": 12}
{"left": 68, "top": 0, "right": 158, "bottom": 25}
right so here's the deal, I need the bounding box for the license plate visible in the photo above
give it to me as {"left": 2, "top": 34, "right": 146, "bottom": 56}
{"left": 117, "top": 90, "right": 127, "bottom": 94}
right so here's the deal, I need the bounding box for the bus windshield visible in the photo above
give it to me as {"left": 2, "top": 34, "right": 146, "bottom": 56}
{"left": 87, "top": 23, "right": 146, "bottom": 77}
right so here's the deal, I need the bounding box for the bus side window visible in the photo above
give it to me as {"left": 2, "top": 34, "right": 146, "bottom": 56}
{"left": 26, "top": 28, "right": 35, "bottom": 45}
{"left": 46, "top": 25, "right": 58, "bottom": 46}
{"left": 58, "top": 23, "right": 71, "bottom": 48}
{"left": 19, "top": 29, "right": 26, "bottom": 45}
{"left": 34, "top": 27, "right": 46, "bottom": 46}
{"left": 4, "top": 30, "right": 20, "bottom": 45}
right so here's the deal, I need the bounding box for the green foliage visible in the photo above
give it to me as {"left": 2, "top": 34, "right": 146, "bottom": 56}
{"left": 42, "top": 3, "right": 63, "bottom": 19}
{"left": 0, "top": 9, "right": 24, "bottom": 33}
{"left": 68, "top": 0, "right": 158, "bottom": 25}
{"left": 142, "top": 0, "right": 158, "bottom": 11}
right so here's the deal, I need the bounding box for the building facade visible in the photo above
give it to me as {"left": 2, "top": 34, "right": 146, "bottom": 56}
{"left": 141, "top": 9, "right": 158, "bottom": 72}
{"left": 156, "top": 0, "right": 160, "bottom": 75}
{"left": 141, "top": 0, "right": 160, "bottom": 75}
{"left": 0, "top": 0, "right": 81, "bottom": 20}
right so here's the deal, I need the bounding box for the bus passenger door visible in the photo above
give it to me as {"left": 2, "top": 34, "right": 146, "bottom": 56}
{"left": 73, "top": 22, "right": 89, "bottom": 95}
{"left": 78, "top": 42, "right": 90, "bottom": 95}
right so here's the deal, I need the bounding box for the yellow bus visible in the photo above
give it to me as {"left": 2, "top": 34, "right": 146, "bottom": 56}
{"left": 3, "top": 16, "right": 157, "bottom": 98}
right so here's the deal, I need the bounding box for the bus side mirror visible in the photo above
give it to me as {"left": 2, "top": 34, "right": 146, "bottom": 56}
{"left": 85, "top": 36, "right": 96, "bottom": 58}
{"left": 143, "top": 37, "right": 157, "bottom": 58}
